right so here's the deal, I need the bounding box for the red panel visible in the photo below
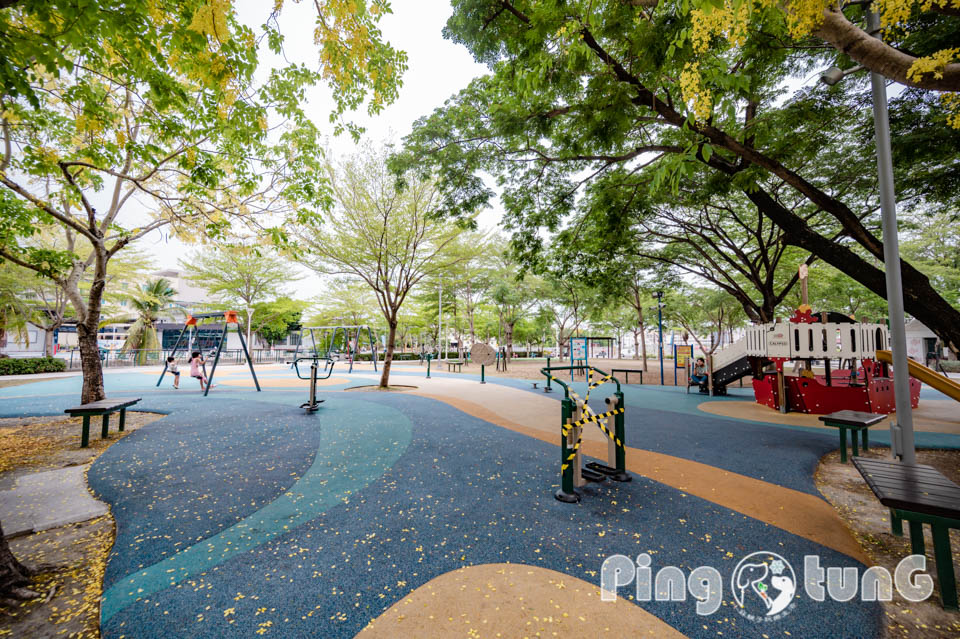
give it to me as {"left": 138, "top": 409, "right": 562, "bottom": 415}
{"left": 749, "top": 372, "right": 922, "bottom": 415}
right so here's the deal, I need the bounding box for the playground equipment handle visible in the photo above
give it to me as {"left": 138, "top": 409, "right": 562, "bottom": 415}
{"left": 540, "top": 365, "right": 621, "bottom": 398}
{"left": 293, "top": 357, "right": 336, "bottom": 381}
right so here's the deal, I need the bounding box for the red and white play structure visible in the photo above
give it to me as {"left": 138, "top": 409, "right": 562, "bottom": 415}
{"left": 704, "top": 309, "right": 920, "bottom": 415}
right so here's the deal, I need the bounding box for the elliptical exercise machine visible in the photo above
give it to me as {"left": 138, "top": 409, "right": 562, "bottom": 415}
{"left": 293, "top": 356, "right": 336, "bottom": 413}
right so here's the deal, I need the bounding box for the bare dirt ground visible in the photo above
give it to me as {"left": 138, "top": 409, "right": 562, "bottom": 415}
{"left": 0, "top": 410, "right": 164, "bottom": 638}
{"left": 816, "top": 448, "right": 960, "bottom": 638}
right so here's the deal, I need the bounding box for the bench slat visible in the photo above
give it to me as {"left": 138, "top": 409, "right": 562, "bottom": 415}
{"left": 819, "top": 410, "right": 885, "bottom": 427}
{"left": 857, "top": 467, "right": 958, "bottom": 488}
{"left": 853, "top": 458, "right": 960, "bottom": 520}
{"left": 65, "top": 398, "right": 141, "bottom": 415}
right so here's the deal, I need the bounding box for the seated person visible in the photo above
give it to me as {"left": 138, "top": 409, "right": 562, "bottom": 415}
{"left": 690, "top": 357, "right": 708, "bottom": 384}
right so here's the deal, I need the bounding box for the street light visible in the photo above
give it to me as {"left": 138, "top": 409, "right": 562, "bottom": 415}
{"left": 655, "top": 290, "right": 665, "bottom": 385}
{"left": 819, "top": 10, "right": 916, "bottom": 463}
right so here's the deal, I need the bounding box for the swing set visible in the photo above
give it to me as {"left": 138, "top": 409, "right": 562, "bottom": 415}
{"left": 157, "top": 311, "right": 261, "bottom": 396}
{"left": 290, "top": 325, "right": 379, "bottom": 374}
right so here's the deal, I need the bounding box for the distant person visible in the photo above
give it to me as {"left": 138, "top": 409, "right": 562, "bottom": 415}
{"left": 189, "top": 351, "right": 212, "bottom": 391}
{"left": 166, "top": 356, "right": 180, "bottom": 389}
{"left": 691, "top": 357, "right": 708, "bottom": 384}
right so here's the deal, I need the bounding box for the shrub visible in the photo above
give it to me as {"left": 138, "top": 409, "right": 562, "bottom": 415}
{"left": 0, "top": 356, "right": 67, "bottom": 376}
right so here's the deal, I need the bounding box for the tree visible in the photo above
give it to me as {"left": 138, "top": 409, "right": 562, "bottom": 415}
{"left": 182, "top": 248, "right": 298, "bottom": 344}
{"left": 489, "top": 255, "right": 540, "bottom": 361}
{"left": 308, "top": 278, "right": 378, "bottom": 328}
{"left": 676, "top": 0, "right": 960, "bottom": 112}
{"left": 538, "top": 275, "right": 587, "bottom": 359}
{"left": 401, "top": 0, "right": 960, "bottom": 354}
{"left": 297, "top": 143, "right": 475, "bottom": 387}
{"left": 0, "top": 266, "right": 36, "bottom": 352}
{"left": 0, "top": 4, "right": 327, "bottom": 404}
{"left": 118, "top": 278, "right": 177, "bottom": 364}
{"left": 669, "top": 287, "right": 743, "bottom": 394}
{"left": 251, "top": 297, "right": 307, "bottom": 347}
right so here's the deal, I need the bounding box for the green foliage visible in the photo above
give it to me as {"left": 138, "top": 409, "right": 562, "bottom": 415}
{"left": 0, "top": 356, "right": 66, "bottom": 376}
{"left": 252, "top": 297, "right": 306, "bottom": 346}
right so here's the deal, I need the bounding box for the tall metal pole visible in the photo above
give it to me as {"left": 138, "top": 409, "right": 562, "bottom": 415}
{"left": 867, "top": 10, "right": 915, "bottom": 463}
{"left": 438, "top": 277, "right": 443, "bottom": 360}
{"left": 867, "top": 11, "right": 916, "bottom": 464}
{"left": 656, "top": 291, "right": 664, "bottom": 385}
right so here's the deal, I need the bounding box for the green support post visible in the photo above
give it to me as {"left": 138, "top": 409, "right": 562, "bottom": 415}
{"left": 545, "top": 357, "right": 552, "bottom": 392}
{"left": 101, "top": 414, "right": 110, "bottom": 439}
{"left": 81, "top": 416, "right": 90, "bottom": 448}
{"left": 481, "top": 364, "right": 485, "bottom": 384}
{"left": 426, "top": 353, "right": 432, "bottom": 379}
{"left": 119, "top": 408, "right": 126, "bottom": 432}
{"left": 555, "top": 397, "right": 579, "bottom": 503}
{"left": 890, "top": 510, "right": 903, "bottom": 536}
{"left": 931, "top": 522, "right": 958, "bottom": 610}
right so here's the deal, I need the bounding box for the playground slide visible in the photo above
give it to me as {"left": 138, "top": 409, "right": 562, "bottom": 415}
{"left": 708, "top": 338, "right": 753, "bottom": 389}
{"left": 876, "top": 350, "right": 960, "bottom": 402}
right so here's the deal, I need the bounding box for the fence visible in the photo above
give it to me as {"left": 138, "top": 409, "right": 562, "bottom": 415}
{"left": 60, "top": 348, "right": 293, "bottom": 370}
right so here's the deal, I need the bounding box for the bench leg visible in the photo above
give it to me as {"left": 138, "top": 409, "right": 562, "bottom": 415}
{"left": 931, "top": 523, "right": 958, "bottom": 610}
{"left": 908, "top": 520, "right": 925, "bottom": 556}
{"left": 839, "top": 427, "right": 848, "bottom": 463}
{"left": 119, "top": 408, "right": 126, "bottom": 432}
{"left": 102, "top": 414, "right": 110, "bottom": 439}
{"left": 862, "top": 428, "right": 868, "bottom": 450}
{"left": 851, "top": 427, "right": 860, "bottom": 457}
{"left": 890, "top": 510, "right": 903, "bottom": 537}
{"left": 81, "top": 416, "right": 90, "bottom": 448}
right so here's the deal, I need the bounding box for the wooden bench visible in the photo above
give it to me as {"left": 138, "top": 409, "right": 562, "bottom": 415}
{"left": 64, "top": 397, "right": 141, "bottom": 448}
{"left": 446, "top": 360, "right": 463, "bottom": 372}
{"left": 853, "top": 457, "right": 960, "bottom": 610}
{"left": 818, "top": 410, "right": 885, "bottom": 463}
{"left": 611, "top": 368, "right": 643, "bottom": 384}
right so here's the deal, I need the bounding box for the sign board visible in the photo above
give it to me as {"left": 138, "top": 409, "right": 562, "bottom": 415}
{"left": 675, "top": 344, "right": 693, "bottom": 369}
{"left": 470, "top": 342, "right": 497, "bottom": 367}
{"left": 766, "top": 323, "right": 791, "bottom": 358}
{"left": 571, "top": 337, "right": 587, "bottom": 360}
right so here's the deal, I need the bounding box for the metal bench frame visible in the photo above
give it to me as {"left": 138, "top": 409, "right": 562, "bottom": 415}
{"left": 65, "top": 398, "right": 142, "bottom": 448}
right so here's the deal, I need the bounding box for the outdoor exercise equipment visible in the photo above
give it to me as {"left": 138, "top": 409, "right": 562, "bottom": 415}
{"left": 293, "top": 356, "right": 336, "bottom": 413}
{"left": 157, "top": 311, "right": 260, "bottom": 397}
{"left": 542, "top": 364, "right": 630, "bottom": 503}
{"left": 470, "top": 343, "right": 497, "bottom": 384}
{"left": 291, "top": 325, "right": 379, "bottom": 374}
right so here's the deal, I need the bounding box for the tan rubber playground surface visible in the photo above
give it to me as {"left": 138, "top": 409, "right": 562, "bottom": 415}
{"left": 411, "top": 378, "right": 867, "bottom": 562}
{"left": 356, "top": 564, "right": 688, "bottom": 638}
{"left": 699, "top": 398, "right": 960, "bottom": 434}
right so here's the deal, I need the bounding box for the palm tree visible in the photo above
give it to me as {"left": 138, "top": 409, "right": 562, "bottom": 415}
{"left": 119, "top": 278, "right": 177, "bottom": 364}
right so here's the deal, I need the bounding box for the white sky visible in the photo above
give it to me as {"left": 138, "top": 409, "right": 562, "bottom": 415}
{"left": 136, "top": 0, "right": 501, "bottom": 298}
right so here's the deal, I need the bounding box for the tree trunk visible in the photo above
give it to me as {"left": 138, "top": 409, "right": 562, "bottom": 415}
{"left": 43, "top": 327, "right": 55, "bottom": 357}
{"left": 379, "top": 318, "right": 397, "bottom": 388}
{"left": 77, "top": 321, "right": 105, "bottom": 404}
{"left": 0, "top": 520, "right": 32, "bottom": 595}
{"left": 633, "top": 331, "right": 639, "bottom": 360}
{"left": 505, "top": 321, "right": 515, "bottom": 361}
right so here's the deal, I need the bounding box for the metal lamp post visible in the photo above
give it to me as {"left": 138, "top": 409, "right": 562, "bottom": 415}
{"left": 820, "top": 9, "right": 915, "bottom": 463}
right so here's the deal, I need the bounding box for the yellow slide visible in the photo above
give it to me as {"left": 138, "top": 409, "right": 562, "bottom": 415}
{"left": 876, "top": 350, "right": 960, "bottom": 402}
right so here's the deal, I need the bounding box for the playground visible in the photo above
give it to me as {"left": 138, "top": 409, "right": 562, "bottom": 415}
{"left": 1, "top": 353, "right": 958, "bottom": 639}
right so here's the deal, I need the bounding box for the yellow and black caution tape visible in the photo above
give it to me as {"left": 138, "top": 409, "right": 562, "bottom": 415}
{"left": 563, "top": 407, "right": 625, "bottom": 433}
{"left": 549, "top": 370, "right": 624, "bottom": 472}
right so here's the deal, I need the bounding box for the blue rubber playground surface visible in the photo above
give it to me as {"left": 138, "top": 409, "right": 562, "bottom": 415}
{"left": 4, "top": 365, "right": 958, "bottom": 638}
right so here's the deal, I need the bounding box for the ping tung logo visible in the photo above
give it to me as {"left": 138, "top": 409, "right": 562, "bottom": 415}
{"left": 731, "top": 551, "right": 798, "bottom": 622}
